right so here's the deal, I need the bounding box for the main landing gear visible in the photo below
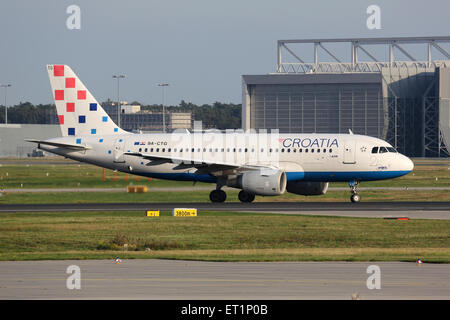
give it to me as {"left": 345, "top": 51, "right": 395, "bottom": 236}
{"left": 209, "top": 189, "right": 227, "bottom": 203}
{"left": 238, "top": 190, "right": 255, "bottom": 203}
{"left": 349, "top": 180, "right": 361, "bottom": 203}
{"left": 209, "top": 188, "right": 256, "bottom": 203}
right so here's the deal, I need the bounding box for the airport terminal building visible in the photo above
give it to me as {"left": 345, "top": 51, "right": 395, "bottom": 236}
{"left": 242, "top": 37, "right": 450, "bottom": 157}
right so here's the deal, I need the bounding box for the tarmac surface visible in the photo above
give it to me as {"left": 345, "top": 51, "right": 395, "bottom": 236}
{"left": 0, "top": 259, "right": 448, "bottom": 300}
{"left": 1, "top": 201, "right": 450, "bottom": 219}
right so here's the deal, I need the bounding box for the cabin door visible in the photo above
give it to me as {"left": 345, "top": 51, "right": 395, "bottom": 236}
{"left": 343, "top": 140, "right": 356, "bottom": 164}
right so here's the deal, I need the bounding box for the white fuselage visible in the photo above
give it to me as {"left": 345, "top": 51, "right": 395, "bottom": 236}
{"left": 39, "top": 132, "right": 414, "bottom": 184}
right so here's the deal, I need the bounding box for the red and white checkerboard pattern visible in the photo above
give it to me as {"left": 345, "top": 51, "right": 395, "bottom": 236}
{"left": 47, "top": 64, "right": 125, "bottom": 137}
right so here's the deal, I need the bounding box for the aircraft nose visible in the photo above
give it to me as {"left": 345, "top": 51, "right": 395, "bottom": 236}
{"left": 402, "top": 155, "right": 414, "bottom": 172}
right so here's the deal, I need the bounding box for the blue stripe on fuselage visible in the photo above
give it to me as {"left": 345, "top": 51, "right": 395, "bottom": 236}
{"left": 298, "top": 170, "right": 411, "bottom": 182}
{"left": 136, "top": 170, "right": 410, "bottom": 183}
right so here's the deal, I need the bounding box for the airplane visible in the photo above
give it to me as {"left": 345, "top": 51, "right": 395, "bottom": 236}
{"left": 26, "top": 64, "right": 414, "bottom": 203}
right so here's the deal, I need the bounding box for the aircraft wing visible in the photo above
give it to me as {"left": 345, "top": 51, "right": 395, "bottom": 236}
{"left": 25, "top": 139, "right": 92, "bottom": 151}
{"left": 124, "top": 152, "right": 273, "bottom": 175}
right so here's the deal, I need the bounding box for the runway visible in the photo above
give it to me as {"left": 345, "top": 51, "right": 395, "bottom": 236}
{"left": 0, "top": 259, "right": 448, "bottom": 299}
{"left": 1, "top": 202, "right": 450, "bottom": 219}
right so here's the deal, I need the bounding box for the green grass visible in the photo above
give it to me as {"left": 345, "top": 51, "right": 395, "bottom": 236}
{"left": 0, "top": 210, "right": 449, "bottom": 262}
{"left": 1, "top": 158, "right": 450, "bottom": 263}
{"left": 1, "top": 158, "right": 450, "bottom": 189}
{"left": 0, "top": 161, "right": 211, "bottom": 189}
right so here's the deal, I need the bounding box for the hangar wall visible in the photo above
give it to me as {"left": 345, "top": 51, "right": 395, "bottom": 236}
{"left": 242, "top": 37, "right": 450, "bottom": 157}
{"left": 0, "top": 124, "right": 61, "bottom": 157}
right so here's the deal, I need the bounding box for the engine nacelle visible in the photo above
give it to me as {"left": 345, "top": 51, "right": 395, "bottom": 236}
{"left": 234, "top": 169, "right": 287, "bottom": 196}
{"left": 286, "top": 181, "right": 329, "bottom": 196}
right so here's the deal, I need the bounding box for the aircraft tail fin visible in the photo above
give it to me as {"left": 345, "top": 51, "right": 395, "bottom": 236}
{"left": 47, "top": 64, "right": 127, "bottom": 137}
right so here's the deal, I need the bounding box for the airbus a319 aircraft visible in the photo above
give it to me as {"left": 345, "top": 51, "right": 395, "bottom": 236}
{"left": 27, "top": 65, "right": 414, "bottom": 203}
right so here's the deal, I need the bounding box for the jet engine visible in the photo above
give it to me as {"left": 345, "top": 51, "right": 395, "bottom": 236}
{"left": 228, "top": 169, "right": 287, "bottom": 196}
{"left": 286, "top": 181, "right": 329, "bottom": 196}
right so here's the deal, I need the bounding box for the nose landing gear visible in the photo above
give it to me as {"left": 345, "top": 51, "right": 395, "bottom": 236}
{"left": 349, "top": 180, "right": 361, "bottom": 203}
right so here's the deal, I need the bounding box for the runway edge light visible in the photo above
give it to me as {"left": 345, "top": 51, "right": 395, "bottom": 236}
{"left": 172, "top": 208, "right": 197, "bottom": 217}
{"left": 146, "top": 210, "right": 160, "bottom": 217}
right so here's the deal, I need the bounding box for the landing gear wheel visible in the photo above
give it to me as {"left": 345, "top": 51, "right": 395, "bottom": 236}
{"left": 350, "top": 193, "right": 361, "bottom": 203}
{"left": 348, "top": 180, "right": 361, "bottom": 203}
{"left": 238, "top": 190, "right": 255, "bottom": 203}
{"left": 209, "top": 189, "right": 227, "bottom": 203}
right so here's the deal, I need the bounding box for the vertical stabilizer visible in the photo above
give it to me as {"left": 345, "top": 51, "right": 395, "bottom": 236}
{"left": 47, "top": 64, "right": 127, "bottom": 137}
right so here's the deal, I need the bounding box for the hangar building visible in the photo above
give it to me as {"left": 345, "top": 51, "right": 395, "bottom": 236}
{"left": 242, "top": 37, "right": 450, "bottom": 157}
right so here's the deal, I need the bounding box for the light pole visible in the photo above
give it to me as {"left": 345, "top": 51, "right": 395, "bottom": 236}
{"left": 1, "top": 84, "right": 11, "bottom": 124}
{"left": 112, "top": 75, "right": 125, "bottom": 127}
{"left": 157, "top": 83, "right": 169, "bottom": 133}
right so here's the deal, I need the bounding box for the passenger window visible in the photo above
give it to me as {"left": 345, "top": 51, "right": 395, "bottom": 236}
{"left": 371, "top": 147, "right": 379, "bottom": 154}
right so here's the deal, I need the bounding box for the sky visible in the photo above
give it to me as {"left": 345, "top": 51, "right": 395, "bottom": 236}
{"left": 0, "top": 0, "right": 449, "bottom": 106}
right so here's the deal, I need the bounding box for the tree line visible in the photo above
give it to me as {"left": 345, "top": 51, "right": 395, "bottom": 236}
{"left": 0, "top": 100, "right": 242, "bottom": 129}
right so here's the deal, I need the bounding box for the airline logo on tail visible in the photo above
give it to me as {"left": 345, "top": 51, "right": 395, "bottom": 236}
{"left": 47, "top": 64, "right": 126, "bottom": 137}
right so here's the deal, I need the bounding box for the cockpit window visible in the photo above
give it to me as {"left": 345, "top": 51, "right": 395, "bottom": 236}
{"left": 373, "top": 146, "right": 398, "bottom": 154}
{"left": 387, "top": 147, "right": 397, "bottom": 153}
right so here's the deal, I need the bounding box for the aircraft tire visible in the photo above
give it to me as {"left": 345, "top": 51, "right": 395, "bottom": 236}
{"left": 209, "top": 189, "right": 226, "bottom": 203}
{"left": 350, "top": 194, "right": 361, "bottom": 203}
{"left": 238, "top": 190, "right": 255, "bottom": 203}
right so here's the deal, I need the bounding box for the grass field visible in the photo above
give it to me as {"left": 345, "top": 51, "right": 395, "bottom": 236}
{"left": 1, "top": 210, "right": 449, "bottom": 262}
{"left": 1, "top": 157, "right": 450, "bottom": 190}
{"left": 0, "top": 157, "right": 449, "bottom": 262}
